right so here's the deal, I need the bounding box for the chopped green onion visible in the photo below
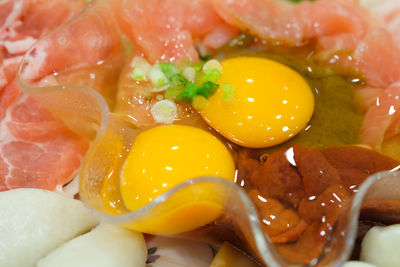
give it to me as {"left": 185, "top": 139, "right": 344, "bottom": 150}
{"left": 170, "top": 73, "right": 188, "bottom": 85}
{"left": 159, "top": 62, "right": 189, "bottom": 88}
{"left": 150, "top": 99, "right": 178, "bottom": 124}
{"left": 137, "top": 58, "right": 223, "bottom": 105}
{"left": 129, "top": 57, "right": 151, "bottom": 81}
{"left": 197, "top": 81, "right": 219, "bottom": 99}
{"left": 202, "top": 59, "right": 223, "bottom": 73}
{"left": 148, "top": 247, "right": 157, "bottom": 255}
{"left": 203, "top": 68, "right": 221, "bottom": 83}
{"left": 176, "top": 82, "right": 198, "bottom": 103}
{"left": 221, "top": 83, "right": 236, "bottom": 102}
{"left": 165, "top": 85, "right": 184, "bottom": 100}
{"left": 160, "top": 62, "right": 179, "bottom": 81}
{"left": 182, "top": 67, "right": 196, "bottom": 82}
{"left": 149, "top": 65, "right": 167, "bottom": 88}
{"left": 200, "top": 54, "right": 211, "bottom": 61}
{"left": 131, "top": 67, "right": 146, "bottom": 81}
{"left": 193, "top": 61, "right": 205, "bottom": 72}
{"left": 176, "top": 81, "right": 219, "bottom": 103}
{"left": 192, "top": 95, "right": 207, "bottom": 110}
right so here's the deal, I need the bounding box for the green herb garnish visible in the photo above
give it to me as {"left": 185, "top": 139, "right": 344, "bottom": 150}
{"left": 197, "top": 81, "right": 219, "bottom": 99}
{"left": 193, "top": 61, "right": 205, "bottom": 72}
{"left": 203, "top": 68, "right": 221, "bottom": 83}
{"left": 177, "top": 81, "right": 219, "bottom": 103}
{"left": 131, "top": 67, "right": 146, "bottom": 81}
{"left": 160, "top": 62, "right": 180, "bottom": 81}
{"left": 148, "top": 247, "right": 157, "bottom": 255}
{"left": 165, "top": 85, "right": 184, "bottom": 99}
{"left": 200, "top": 54, "right": 211, "bottom": 61}
{"left": 177, "top": 82, "right": 199, "bottom": 103}
{"left": 221, "top": 83, "right": 236, "bottom": 102}
{"left": 133, "top": 57, "right": 223, "bottom": 104}
{"left": 170, "top": 73, "right": 188, "bottom": 85}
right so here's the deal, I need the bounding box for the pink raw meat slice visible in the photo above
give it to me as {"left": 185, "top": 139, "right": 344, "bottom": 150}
{"left": 353, "top": 29, "right": 400, "bottom": 88}
{"left": 202, "top": 23, "right": 239, "bottom": 50}
{"left": 20, "top": 8, "right": 121, "bottom": 82}
{"left": 358, "top": 87, "right": 384, "bottom": 108}
{"left": 0, "top": 83, "right": 89, "bottom": 192}
{"left": 0, "top": 0, "right": 89, "bottom": 191}
{"left": 362, "top": 85, "right": 400, "bottom": 148}
{"left": 361, "top": 0, "right": 400, "bottom": 45}
{"left": 0, "top": 0, "right": 86, "bottom": 38}
{"left": 15, "top": 0, "right": 87, "bottom": 39}
{"left": 112, "top": 0, "right": 232, "bottom": 62}
{"left": 212, "top": 0, "right": 368, "bottom": 45}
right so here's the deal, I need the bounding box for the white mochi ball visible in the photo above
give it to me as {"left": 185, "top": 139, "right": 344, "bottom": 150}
{"left": 0, "top": 189, "right": 99, "bottom": 267}
{"left": 343, "top": 261, "right": 377, "bottom": 267}
{"left": 37, "top": 224, "right": 147, "bottom": 267}
{"left": 361, "top": 224, "right": 400, "bottom": 267}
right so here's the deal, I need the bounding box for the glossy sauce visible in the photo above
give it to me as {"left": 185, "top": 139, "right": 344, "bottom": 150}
{"left": 237, "top": 145, "right": 398, "bottom": 263}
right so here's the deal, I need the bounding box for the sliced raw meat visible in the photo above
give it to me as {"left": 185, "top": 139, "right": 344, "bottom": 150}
{"left": 316, "top": 33, "right": 361, "bottom": 53}
{"left": 212, "top": 0, "right": 369, "bottom": 46}
{"left": 14, "top": 0, "right": 87, "bottom": 39}
{"left": 202, "top": 24, "right": 239, "bottom": 50}
{"left": 112, "top": 0, "right": 234, "bottom": 62}
{"left": 1, "top": 0, "right": 88, "bottom": 86}
{"left": 211, "top": 0, "right": 400, "bottom": 89}
{"left": 0, "top": 0, "right": 86, "bottom": 40}
{"left": 0, "top": 57, "right": 22, "bottom": 86}
{"left": 386, "top": 112, "right": 400, "bottom": 141}
{"left": 0, "top": 92, "right": 89, "bottom": 191}
{"left": 353, "top": 29, "right": 400, "bottom": 88}
{"left": 358, "top": 87, "right": 384, "bottom": 108}
{"left": 0, "top": 81, "right": 19, "bottom": 121}
{"left": 20, "top": 4, "right": 121, "bottom": 82}
{"left": 361, "top": 0, "right": 400, "bottom": 45}
{"left": 362, "top": 85, "right": 400, "bottom": 148}
{"left": 0, "top": 0, "right": 89, "bottom": 191}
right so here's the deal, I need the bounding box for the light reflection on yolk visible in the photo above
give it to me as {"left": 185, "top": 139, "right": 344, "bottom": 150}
{"left": 201, "top": 57, "right": 315, "bottom": 148}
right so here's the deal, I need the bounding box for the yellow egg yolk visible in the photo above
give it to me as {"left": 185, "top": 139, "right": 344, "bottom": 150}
{"left": 201, "top": 57, "right": 314, "bottom": 148}
{"left": 120, "top": 124, "right": 235, "bottom": 212}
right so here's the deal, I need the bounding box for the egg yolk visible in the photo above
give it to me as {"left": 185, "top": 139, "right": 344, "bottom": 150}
{"left": 201, "top": 57, "right": 314, "bottom": 148}
{"left": 120, "top": 124, "right": 236, "bottom": 212}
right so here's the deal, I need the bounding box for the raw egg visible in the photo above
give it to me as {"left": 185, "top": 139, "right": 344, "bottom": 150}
{"left": 120, "top": 125, "right": 235, "bottom": 211}
{"left": 201, "top": 57, "right": 314, "bottom": 148}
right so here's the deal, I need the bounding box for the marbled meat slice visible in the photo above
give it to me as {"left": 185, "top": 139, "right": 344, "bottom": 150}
{"left": 0, "top": 0, "right": 88, "bottom": 191}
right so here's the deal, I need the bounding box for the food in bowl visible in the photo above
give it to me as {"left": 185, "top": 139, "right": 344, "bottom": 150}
{"left": 2, "top": 0, "right": 400, "bottom": 266}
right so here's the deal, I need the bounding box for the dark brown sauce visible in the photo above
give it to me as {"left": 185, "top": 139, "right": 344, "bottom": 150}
{"left": 237, "top": 145, "right": 399, "bottom": 263}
